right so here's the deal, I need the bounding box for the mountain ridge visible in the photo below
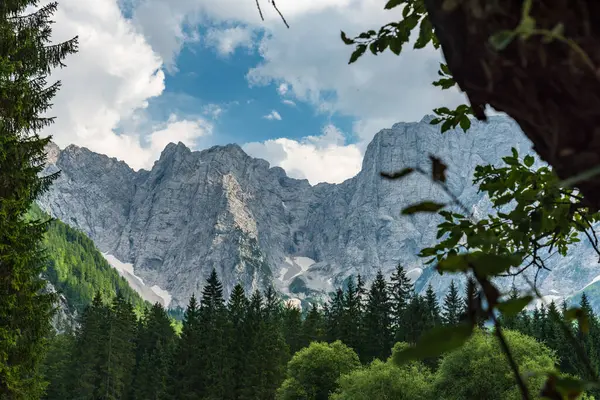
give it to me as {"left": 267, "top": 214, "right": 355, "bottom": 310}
{"left": 39, "top": 115, "right": 600, "bottom": 310}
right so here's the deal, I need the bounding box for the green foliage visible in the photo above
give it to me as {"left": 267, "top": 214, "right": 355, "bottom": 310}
{"left": 420, "top": 149, "right": 599, "bottom": 280}
{"left": 276, "top": 341, "right": 360, "bottom": 400}
{"left": 341, "top": 0, "right": 437, "bottom": 62}
{"left": 434, "top": 329, "right": 556, "bottom": 399}
{"left": 28, "top": 204, "right": 148, "bottom": 314}
{"left": 331, "top": 358, "right": 434, "bottom": 400}
{"left": 363, "top": 271, "right": 393, "bottom": 362}
{"left": 0, "top": 0, "right": 77, "bottom": 396}
{"left": 441, "top": 280, "right": 462, "bottom": 325}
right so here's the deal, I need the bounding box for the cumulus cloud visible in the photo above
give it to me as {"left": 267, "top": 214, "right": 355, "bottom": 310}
{"left": 282, "top": 99, "right": 296, "bottom": 107}
{"left": 263, "top": 110, "right": 282, "bottom": 120}
{"left": 121, "top": 0, "right": 466, "bottom": 138}
{"left": 277, "top": 83, "right": 288, "bottom": 96}
{"left": 204, "top": 26, "right": 255, "bottom": 56}
{"left": 246, "top": 0, "right": 467, "bottom": 144}
{"left": 243, "top": 124, "right": 362, "bottom": 185}
{"left": 41, "top": 0, "right": 211, "bottom": 170}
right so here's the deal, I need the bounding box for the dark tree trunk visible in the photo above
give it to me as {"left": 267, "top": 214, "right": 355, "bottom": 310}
{"left": 424, "top": 0, "right": 600, "bottom": 209}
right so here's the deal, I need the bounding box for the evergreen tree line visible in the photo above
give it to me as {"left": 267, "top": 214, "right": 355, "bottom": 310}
{"left": 500, "top": 288, "right": 600, "bottom": 390}
{"left": 41, "top": 265, "right": 600, "bottom": 399}
{"left": 40, "top": 265, "right": 479, "bottom": 399}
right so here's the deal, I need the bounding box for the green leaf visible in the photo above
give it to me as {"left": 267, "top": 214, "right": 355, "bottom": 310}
{"left": 340, "top": 31, "right": 354, "bottom": 45}
{"left": 393, "top": 323, "right": 473, "bottom": 364}
{"left": 441, "top": 119, "right": 454, "bottom": 133}
{"left": 472, "top": 253, "right": 520, "bottom": 277}
{"left": 414, "top": 17, "right": 433, "bottom": 49}
{"left": 489, "top": 30, "right": 516, "bottom": 51}
{"left": 348, "top": 45, "right": 367, "bottom": 64}
{"left": 440, "top": 63, "right": 451, "bottom": 75}
{"left": 497, "top": 295, "right": 533, "bottom": 317}
{"left": 523, "top": 154, "right": 534, "bottom": 167}
{"left": 459, "top": 116, "right": 471, "bottom": 132}
{"left": 384, "top": 0, "right": 403, "bottom": 9}
{"left": 380, "top": 168, "right": 414, "bottom": 180}
{"left": 389, "top": 36, "right": 403, "bottom": 55}
{"left": 402, "top": 201, "right": 446, "bottom": 215}
{"left": 369, "top": 41, "right": 378, "bottom": 55}
{"left": 436, "top": 254, "right": 469, "bottom": 274}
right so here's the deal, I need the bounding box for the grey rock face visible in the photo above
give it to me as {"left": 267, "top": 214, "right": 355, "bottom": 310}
{"left": 39, "top": 115, "right": 600, "bottom": 308}
{"left": 44, "top": 281, "right": 78, "bottom": 333}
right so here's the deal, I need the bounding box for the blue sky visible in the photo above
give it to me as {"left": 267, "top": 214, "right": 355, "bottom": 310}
{"left": 45, "top": 0, "right": 466, "bottom": 184}
{"left": 155, "top": 38, "right": 356, "bottom": 147}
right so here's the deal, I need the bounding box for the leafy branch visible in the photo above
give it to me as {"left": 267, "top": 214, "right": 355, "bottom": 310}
{"left": 382, "top": 151, "right": 600, "bottom": 399}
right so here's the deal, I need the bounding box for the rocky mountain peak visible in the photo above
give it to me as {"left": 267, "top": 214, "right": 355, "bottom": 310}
{"left": 38, "top": 116, "right": 600, "bottom": 310}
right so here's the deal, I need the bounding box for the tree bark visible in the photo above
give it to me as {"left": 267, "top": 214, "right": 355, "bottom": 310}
{"left": 424, "top": 0, "right": 600, "bottom": 209}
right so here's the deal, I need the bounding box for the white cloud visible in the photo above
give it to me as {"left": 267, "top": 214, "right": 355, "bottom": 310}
{"left": 277, "top": 83, "right": 288, "bottom": 95}
{"left": 263, "top": 110, "right": 282, "bottom": 120}
{"left": 77, "top": 115, "right": 212, "bottom": 170}
{"left": 204, "top": 26, "right": 255, "bottom": 56}
{"left": 243, "top": 124, "right": 362, "bottom": 184}
{"left": 282, "top": 99, "right": 296, "bottom": 107}
{"left": 203, "top": 104, "right": 224, "bottom": 119}
{"left": 246, "top": 0, "right": 467, "bottom": 144}
{"left": 40, "top": 0, "right": 211, "bottom": 170}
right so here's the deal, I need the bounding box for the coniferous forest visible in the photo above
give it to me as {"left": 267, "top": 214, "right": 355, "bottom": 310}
{"left": 41, "top": 266, "right": 600, "bottom": 399}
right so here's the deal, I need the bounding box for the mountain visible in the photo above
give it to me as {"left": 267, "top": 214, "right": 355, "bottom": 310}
{"left": 38, "top": 116, "right": 600, "bottom": 310}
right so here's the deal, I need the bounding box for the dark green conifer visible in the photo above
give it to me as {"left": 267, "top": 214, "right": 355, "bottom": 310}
{"left": 325, "top": 289, "right": 345, "bottom": 342}
{"left": 131, "top": 302, "right": 176, "bottom": 400}
{"left": 425, "top": 284, "right": 442, "bottom": 328}
{"left": 282, "top": 302, "right": 303, "bottom": 355}
{"left": 198, "top": 269, "right": 232, "bottom": 399}
{"left": 301, "top": 303, "right": 325, "bottom": 348}
{"left": 388, "top": 265, "right": 414, "bottom": 341}
{"left": 363, "top": 270, "right": 392, "bottom": 362}
{"left": 168, "top": 294, "right": 202, "bottom": 399}
{"left": 0, "top": 1, "right": 77, "bottom": 396}
{"left": 341, "top": 276, "right": 365, "bottom": 353}
{"left": 442, "top": 280, "right": 462, "bottom": 326}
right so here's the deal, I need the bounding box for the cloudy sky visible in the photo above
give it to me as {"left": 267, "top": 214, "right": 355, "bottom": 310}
{"left": 44, "top": 0, "right": 466, "bottom": 184}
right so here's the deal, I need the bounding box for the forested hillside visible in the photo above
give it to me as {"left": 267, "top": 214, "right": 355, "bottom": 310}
{"left": 41, "top": 267, "right": 599, "bottom": 399}
{"left": 29, "top": 205, "right": 148, "bottom": 316}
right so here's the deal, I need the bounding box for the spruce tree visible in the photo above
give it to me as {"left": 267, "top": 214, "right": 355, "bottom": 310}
{"left": 257, "top": 287, "right": 289, "bottom": 398}
{"left": 0, "top": 2, "right": 77, "bottom": 397}
{"left": 461, "top": 278, "right": 485, "bottom": 329}
{"left": 228, "top": 283, "right": 249, "bottom": 400}
{"left": 198, "top": 269, "right": 232, "bottom": 399}
{"left": 341, "top": 276, "right": 364, "bottom": 354}
{"left": 388, "top": 265, "right": 413, "bottom": 341}
{"left": 402, "top": 293, "right": 429, "bottom": 344}
{"left": 363, "top": 270, "right": 392, "bottom": 362}
{"left": 131, "top": 302, "right": 176, "bottom": 400}
{"left": 100, "top": 294, "right": 137, "bottom": 400}
{"left": 424, "top": 284, "right": 441, "bottom": 328}
{"left": 70, "top": 292, "right": 109, "bottom": 398}
{"left": 442, "top": 280, "right": 462, "bottom": 326}
{"left": 325, "top": 289, "right": 345, "bottom": 342}
{"left": 301, "top": 303, "right": 324, "bottom": 348}
{"left": 168, "top": 294, "right": 202, "bottom": 399}
{"left": 282, "top": 302, "right": 303, "bottom": 355}
{"left": 241, "top": 290, "right": 264, "bottom": 400}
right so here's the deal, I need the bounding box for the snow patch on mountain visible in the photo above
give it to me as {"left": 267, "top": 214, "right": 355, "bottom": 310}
{"left": 102, "top": 253, "right": 172, "bottom": 307}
